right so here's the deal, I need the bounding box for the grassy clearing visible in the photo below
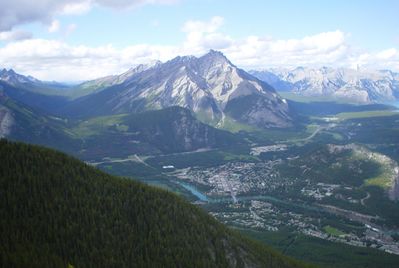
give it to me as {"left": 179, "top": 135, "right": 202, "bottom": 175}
{"left": 72, "top": 114, "right": 128, "bottom": 137}
{"left": 220, "top": 116, "right": 258, "bottom": 133}
{"left": 194, "top": 112, "right": 257, "bottom": 133}
{"left": 350, "top": 147, "right": 398, "bottom": 189}
{"left": 326, "top": 131, "right": 344, "bottom": 141}
{"left": 365, "top": 164, "right": 397, "bottom": 189}
{"left": 249, "top": 127, "right": 310, "bottom": 143}
{"left": 278, "top": 92, "right": 348, "bottom": 103}
{"left": 222, "top": 152, "right": 259, "bottom": 161}
{"left": 323, "top": 225, "right": 345, "bottom": 236}
{"left": 365, "top": 177, "right": 392, "bottom": 188}
{"left": 336, "top": 110, "right": 398, "bottom": 120}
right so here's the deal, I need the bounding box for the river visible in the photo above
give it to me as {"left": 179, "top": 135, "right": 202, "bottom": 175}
{"left": 177, "top": 182, "right": 209, "bottom": 202}
{"left": 177, "top": 181, "right": 325, "bottom": 213}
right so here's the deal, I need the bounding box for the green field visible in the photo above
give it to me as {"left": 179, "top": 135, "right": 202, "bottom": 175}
{"left": 336, "top": 110, "right": 399, "bottom": 120}
{"left": 323, "top": 225, "right": 345, "bottom": 236}
{"left": 365, "top": 168, "right": 396, "bottom": 189}
{"left": 278, "top": 92, "right": 348, "bottom": 103}
{"left": 71, "top": 114, "right": 128, "bottom": 137}
{"left": 219, "top": 116, "right": 258, "bottom": 133}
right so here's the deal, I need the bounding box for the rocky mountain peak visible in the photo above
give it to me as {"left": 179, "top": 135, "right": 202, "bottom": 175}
{"left": 199, "top": 50, "right": 232, "bottom": 67}
{"left": 0, "top": 68, "right": 15, "bottom": 77}
{"left": 127, "top": 60, "right": 162, "bottom": 73}
{"left": 67, "top": 51, "right": 292, "bottom": 128}
{"left": 0, "top": 68, "right": 28, "bottom": 85}
{"left": 168, "top": 55, "right": 196, "bottom": 65}
{"left": 202, "top": 49, "right": 229, "bottom": 60}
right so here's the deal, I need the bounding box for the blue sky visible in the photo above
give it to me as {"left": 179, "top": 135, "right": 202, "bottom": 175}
{"left": 0, "top": 0, "right": 398, "bottom": 81}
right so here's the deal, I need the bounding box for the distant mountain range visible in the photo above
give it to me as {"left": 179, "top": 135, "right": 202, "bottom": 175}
{"left": 0, "top": 68, "right": 70, "bottom": 94}
{"left": 250, "top": 67, "right": 399, "bottom": 103}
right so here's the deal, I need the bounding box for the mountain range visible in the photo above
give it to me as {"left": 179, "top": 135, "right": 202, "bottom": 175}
{"left": 0, "top": 50, "right": 297, "bottom": 159}
{"left": 0, "top": 84, "right": 242, "bottom": 160}
{"left": 2, "top": 51, "right": 398, "bottom": 159}
{"left": 250, "top": 67, "right": 399, "bottom": 103}
{"left": 1, "top": 50, "right": 292, "bottom": 129}
{"left": 64, "top": 50, "right": 292, "bottom": 128}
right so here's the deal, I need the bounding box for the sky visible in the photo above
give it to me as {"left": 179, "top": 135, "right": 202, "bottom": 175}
{"left": 0, "top": 0, "right": 398, "bottom": 81}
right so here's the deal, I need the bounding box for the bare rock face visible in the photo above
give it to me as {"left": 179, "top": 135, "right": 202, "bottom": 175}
{"left": 70, "top": 50, "right": 292, "bottom": 128}
{"left": 0, "top": 106, "right": 13, "bottom": 138}
{"left": 0, "top": 88, "right": 14, "bottom": 138}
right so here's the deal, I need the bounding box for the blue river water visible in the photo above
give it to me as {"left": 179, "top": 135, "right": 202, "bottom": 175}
{"left": 177, "top": 182, "right": 209, "bottom": 202}
{"left": 177, "top": 181, "right": 324, "bottom": 212}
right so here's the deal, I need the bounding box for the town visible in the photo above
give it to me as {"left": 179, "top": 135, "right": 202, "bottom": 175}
{"left": 167, "top": 144, "right": 399, "bottom": 256}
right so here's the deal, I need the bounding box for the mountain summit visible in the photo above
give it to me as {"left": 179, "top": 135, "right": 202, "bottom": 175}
{"left": 0, "top": 68, "right": 39, "bottom": 86}
{"left": 67, "top": 50, "right": 292, "bottom": 128}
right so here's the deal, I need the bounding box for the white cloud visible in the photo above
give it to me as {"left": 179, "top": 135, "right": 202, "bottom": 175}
{"left": 65, "top": 23, "right": 78, "bottom": 36}
{"left": 62, "top": 2, "right": 92, "bottom": 15}
{"left": 181, "top": 16, "right": 232, "bottom": 54}
{"left": 0, "top": 0, "right": 83, "bottom": 31}
{"left": 0, "top": 29, "right": 32, "bottom": 42}
{"left": 348, "top": 49, "right": 399, "bottom": 71}
{"left": 224, "top": 31, "right": 350, "bottom": 69}
{"left": 48, "top": 20, "right": 77, "bottom": 37}
{"left": 0, "top": 38, "right": 178, "bottom": 81}
{"left": 48, "top": 20, "right": 60, "bottom": 33}
{"left": 0, "top": 16, "right": 398, "bottom": 81}
{"left": 182, "top": 16, "right": 224, "bottom": 33}
{"left": 95, "top": 0, "right": 178, "bottom": 9}
{"left": 375, "top": 48, "right": 397, "bottom": 60}
{"left": 0, "top": 0, "right": 178, "bottom": 31}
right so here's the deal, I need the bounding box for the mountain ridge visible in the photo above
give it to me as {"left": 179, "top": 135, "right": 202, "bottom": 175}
{"left": 64, "top": 50, "right": 292, "bottom": 128}
{"left": 250, "top": 67, "right": 399, "bottom": 103}
{"left": 0, "top": 85, "right": 243, "bottom": 159}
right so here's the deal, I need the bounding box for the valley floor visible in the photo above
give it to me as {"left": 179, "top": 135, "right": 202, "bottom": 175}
{"left": 92, "top": 110, "right": 399, "bottom": 267}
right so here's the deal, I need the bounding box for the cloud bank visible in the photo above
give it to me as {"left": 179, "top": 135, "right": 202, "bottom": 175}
{"left": 0, "top": 16, "right": 398, "bottom": 81}
{"left": 0, "top": 0, "right": 176, "bottom": 31}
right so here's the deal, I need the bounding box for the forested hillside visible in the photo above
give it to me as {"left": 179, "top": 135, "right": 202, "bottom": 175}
{"left": 0, "top": 139, "right": 309, "bottom": 268}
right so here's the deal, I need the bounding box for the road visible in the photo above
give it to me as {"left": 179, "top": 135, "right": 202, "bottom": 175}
{"left": 360, "top": 192, "right": 370, "bottom": 206}
{"left": 88, "top": 154, "right": 152, "bottom": 168}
